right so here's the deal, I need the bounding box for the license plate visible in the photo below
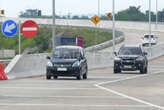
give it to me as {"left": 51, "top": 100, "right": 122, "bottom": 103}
{"left": 57, "top": 68, "right": 67, "bottom": 71}
{"left": 124, "top": 66, "right": 131, "bottom": 68}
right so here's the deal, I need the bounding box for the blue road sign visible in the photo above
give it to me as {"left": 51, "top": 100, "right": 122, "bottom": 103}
{"left": 2, "top": 20, "right": 18, "bottom": 37}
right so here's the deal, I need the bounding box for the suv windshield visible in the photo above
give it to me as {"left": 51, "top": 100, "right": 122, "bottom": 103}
{"left": 53, "top": 48, "right": 81, "bottom": 59}
{"left": 144, "top": 35, "right": 154, "bottom": 38}
{"left": 119, "top": 47, "right": 142, "bottom": 55}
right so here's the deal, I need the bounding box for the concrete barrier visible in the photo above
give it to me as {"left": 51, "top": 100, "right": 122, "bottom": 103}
{"left": 85, "top": 36, "right": 124, "bottom": 52}
{"left": 5, "top": 55, "right": 22, "bottom": 74}
{"left": 145, "top": 43, "right": 164, "bottom": 61}
{"left": 7, "top": 54, "right": 48, "bottom": 79}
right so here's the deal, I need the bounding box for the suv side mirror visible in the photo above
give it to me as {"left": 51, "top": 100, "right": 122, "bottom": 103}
{"left": 46, "top": 56, "right": 51, "bottom": 60}
{"left": 114, "top": 52, "right": 117, "bottom": 56}
{"left": 81, "top": 55, "right": 84, "bottom": 60}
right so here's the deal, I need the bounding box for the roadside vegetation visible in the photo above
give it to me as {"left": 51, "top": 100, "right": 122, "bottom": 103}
{"left": 0, "top": 25, "right": 113, "bottom": 53}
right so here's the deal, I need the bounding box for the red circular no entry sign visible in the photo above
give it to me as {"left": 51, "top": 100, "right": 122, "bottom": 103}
{"left": 21, "top": 20, "right": 38, "bottom": 38}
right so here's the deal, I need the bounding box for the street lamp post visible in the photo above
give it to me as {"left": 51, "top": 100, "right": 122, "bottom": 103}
{"left": 95, "top": 0, "right": 100, "bottom": 46}
{"left": 98, "top": 0, "right": 100, "bottom": 17}
{"left": 149, "top": 0, "right": 152, "bottom": 56}
{"left": 155, "top": 0, "right": 158, "bottom": 29}
{"left": 112, "top": 0, "right": 115, "bottom": 53}
{"left": 52, "top": 0, "right": 56, "bottom": 50}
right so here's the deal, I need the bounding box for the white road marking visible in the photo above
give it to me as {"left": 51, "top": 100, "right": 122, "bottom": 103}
{"left": 96, "top": 71, "right": 161, "bottom": 85}
{"left": 88, "top": 76, "right": 128, "bottom": 79}
{"left": 95, "top": 71, "right": 164, "bottom": 110}
{"left": 22, "top": 27, "right": 37, "bottom": 31}
{"left": 1, "top": 95, "right": 126, "bottom": 99}
{"left": 0, "top": 103, "right": 151, "bottom": 107}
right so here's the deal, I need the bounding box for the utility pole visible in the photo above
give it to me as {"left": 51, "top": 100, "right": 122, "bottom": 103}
{"left": 52, "top": 0, "right": 56, "bottom": 50}
{"left": 112, "top": 0, "right": 115, "bottom": 53}
{"left": 155, "top": 0, "right": 158, "bottom": 29}
{"left": 149, "top": 0, "right": 152, "bottom": 57}
{"left": 97, "top": 0, "right": 100, "bottom": 45}
{"left": 98, "top": 0, "right": 100, "bottom": 17}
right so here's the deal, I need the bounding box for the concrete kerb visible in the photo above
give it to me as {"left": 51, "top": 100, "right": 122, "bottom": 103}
{"left": 4, "top": 55, "right": 22, "bottom": 74}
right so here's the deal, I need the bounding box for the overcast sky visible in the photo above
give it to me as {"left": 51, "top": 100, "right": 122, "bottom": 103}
{"left": 0, "top": 0, "right": 164, "bottom": 17}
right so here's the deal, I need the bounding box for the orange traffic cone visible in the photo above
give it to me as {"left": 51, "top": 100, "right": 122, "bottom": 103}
{"left": 0, "top": 62, "right": 7, "bottom": 80}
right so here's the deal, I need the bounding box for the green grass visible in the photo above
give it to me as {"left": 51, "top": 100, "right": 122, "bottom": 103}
{"left": 0, "top": 25, "right": 113, "bottom": 53}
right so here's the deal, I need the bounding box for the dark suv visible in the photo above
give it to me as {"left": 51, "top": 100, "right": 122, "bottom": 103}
{"left": 46, "top": 46, "right": 88, "bottom": 80}
{"left": 114, "top": 45, "right": 148, "bottom": 74}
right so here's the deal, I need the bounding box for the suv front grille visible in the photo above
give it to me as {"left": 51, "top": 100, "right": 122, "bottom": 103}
{"left": 53, "top": 63, "right": 72, "bottom": 67}
{"left": 122, "top": 59, "right": 135, "bottom": 65}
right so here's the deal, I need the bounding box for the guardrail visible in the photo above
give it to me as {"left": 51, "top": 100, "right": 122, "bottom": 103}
{"left": 85, "top": 36, "right": 124, "bottom": 52}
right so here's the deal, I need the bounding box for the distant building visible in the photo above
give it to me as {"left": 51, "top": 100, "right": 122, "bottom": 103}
{"left": 20, "top": 9, "right": 41, "bottom": 18}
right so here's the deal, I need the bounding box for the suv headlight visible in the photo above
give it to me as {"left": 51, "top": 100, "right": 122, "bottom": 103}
{"left": 136, "top": 57, "right": 144, "bottom": 61}
{"left": 47, "top": 61, "right": 53, "bottom": 67}
{"left": 72, "top": 61, "right": 80, "bottom": 67}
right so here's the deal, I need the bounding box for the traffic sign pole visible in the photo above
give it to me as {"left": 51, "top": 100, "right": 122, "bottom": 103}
{"left": 18, "top": 20, "right": 21, "bottom": 55}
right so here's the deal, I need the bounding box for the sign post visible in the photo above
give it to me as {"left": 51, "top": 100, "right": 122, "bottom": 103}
{"left": 107, "top": 13, "right": 113, "bottom": 19}
{"left": 91, "top": 16, "right": 101, "bottom": 25}
{"left": 91, "top": 16, "right": 101, "bottom": 46}
{"left": 18, "top": 20, "right": 21, "bottom": 55}
{"left": 2, "top": 20, "right": 18, "bottom": 37}
{"left": 21, "top": 20, "right": 38, "bottom": 38}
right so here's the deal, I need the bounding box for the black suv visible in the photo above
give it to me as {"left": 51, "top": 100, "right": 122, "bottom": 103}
{"left": 114, "top": 45, "right": 148, "bottom": 74}
{"left": 46, "top": 46, "right": 88, "bottom": 80}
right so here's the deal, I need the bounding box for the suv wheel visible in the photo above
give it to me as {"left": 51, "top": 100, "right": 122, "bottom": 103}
{"left": 46, "top": 69, "right": 51, "bottom": 80}
{"left": 144, "top": 66, "right": 148, "bottom": 74}
{"left": 46, "top": 75, "right": 51, "bottom": 80}
{"left": 77, "top": 69, "right": 82, "bottom": 80}
{"left": 77, "top": 74, "right": 82, "bottom": 80}
{"left": 140, "top": 66, "right": 145, "bottom": 74}
{"left": 54, "top": 75, "right": 58, "bottom": 79}
{"left": 114, "top": 65, "right": 121, "bottom": 74}
{"left": 83, "top": 67, "right": 88, "bottom": 79}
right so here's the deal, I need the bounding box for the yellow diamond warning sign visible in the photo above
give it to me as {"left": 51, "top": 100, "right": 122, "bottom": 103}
{"left": 107, "top": 13, "right": 112, "bottom": 18}
{"left": 91, "top": 16, "right": 101, "bottom": 25}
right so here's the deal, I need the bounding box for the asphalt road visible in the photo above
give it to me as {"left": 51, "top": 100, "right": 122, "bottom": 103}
{"left": 0, "top": 56, "right": 164, "bottom": 110}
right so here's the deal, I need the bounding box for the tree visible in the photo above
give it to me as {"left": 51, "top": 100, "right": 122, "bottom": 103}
{"left": 115, "top": 6, "right": 147, "bottom": 21}
{"left": 72, "top": 15, "right": 80, "bottom": 19}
